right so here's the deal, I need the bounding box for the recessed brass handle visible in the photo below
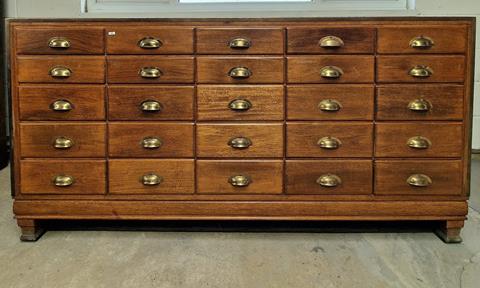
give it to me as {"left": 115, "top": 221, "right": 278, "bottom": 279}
{"left": 50, "top": 100, "right": 73, "bottom": 112}
{"left": 141, "top": 100, "right": 163, "bottom": 112}
{"left": 229, "top": 67, "right": 252, "bottom": 79}
{"left": 319, "top": 36, "right": 344, "bottom": 48}
{"left": 229, "top": 99, "right": 252, "bottom": 111}
{"left": 228, "top": 137, "right": 252, "bottom": 149}
{"left": 48, "top": 37, "right": 71, "bottom": 49}
{"left": 407, "top": 174, "right": 432, "bottom": 187}
{"left": 407, "top": 136, "right": 431, "bottom": 149}
{"left": 49, "top": 66, "right": 72, "bottom": 78}
{"left": 229, "top": 37, "right": 251, "bottom": 49}
{"left": 142, "top": 173, "right": 163, "bottom": 186}
{"left": 142, "top": 137, "right": 162, "bottom": 149}
{"left": 410, "top": 36, "right": 434, "bottom": 49}
{"left": 53, "top": 175, "right": 74, "bottom": 187}
{"left": 408, "top": 99, "right": 432, "bottom": 112}
{"left": 409, "top": 66, "right": 433, "bottom": 78}
{"left": 53, "top": 136, "right": 74, "bottom": 149}
{"left": 316, "top": 174, "right": 342, "bottom": 187}
{"left": 317, "top": 136, "right": 341, "bottom": 150}
{"left": 139, "top": 67, "right": 162, "bottom": 78}
{"left": 320, "top": 66, "right": 343, "bottom": 79}
{"left": 318, "top": 99, "right": 342, "bottom": 112}
{"left": 138, "top": 37, "right": 162, "bottom": 49}
{"left": 229, "top": 175, "right": 251, "bottom": 187}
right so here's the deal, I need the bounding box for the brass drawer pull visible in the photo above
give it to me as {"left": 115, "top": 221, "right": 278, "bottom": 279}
{"left": 50, "top": 100, "right": 73, "bottom": 112}
{"left": 53, "top": 136, "right": 74, "bottom": 149}
{"left": 317, "top": 136, "right": 341, "bottom": 150}
{"left": 229, "top": 99, "right": 252, "bottom": 111}
{"left": 318, "top": 99, "right": 342, "bottom": 112}
{"left": 319, "top": 36, "right": 344, "bottom": 48}
{"left": 229, "top": 37, "right": 251, "bottom": 49}
{"left": 53, "top": 175, "right": 74, "bottom": 187}
{"left": 48, "top": 37, "right": 71, "bottom": 49}
{"left": 139, "top": 67, "right": 162, "bottom": 78}
{"left": 410, "top": 36, "right": 434, "bottom": 49}
{"left": 49, "top": 66, "right": 72, "bottom": 78}
{"left": 320, "top": 66, "right": 343, "bottom": 79}
{"left": 142, "top": 137, "right": 162, "bottom": 149}
{"left": 141, "top": 100, "right": 163, "bottom": 112}
{"left": 408, "top": 99, "right": 431, "bottom": 112}
{"left": 229, "top": 67, "right": 252, "bottom": 79}
{"left": 316, "top": 174, "right": 342, "bottom": 187}
{"left": 407, "top": 136, "right": 431, "bottom": 149}
{"left": 229, "top": 175, "right": 251, "bottom": 187}
{"left": 142, "top": 173, "right": 163, "bottom": 186}
{"left": 409, "top": 65, "right": 433, "bottom": 78}
{"left": 138, "top": 37, "right": 162, "bottom": 49}
{"left": 407, "top": 174, "right": 432, "bottom": 187}
{"left": 228, "top": 137, "right": 252, "bottom": 149}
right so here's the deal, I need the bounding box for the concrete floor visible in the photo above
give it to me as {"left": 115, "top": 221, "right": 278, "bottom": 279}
{"left": 0, "top": 157, "right": 479, "bottom": 288}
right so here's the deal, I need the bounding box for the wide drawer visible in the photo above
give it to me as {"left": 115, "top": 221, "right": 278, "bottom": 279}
{"left": 107, "top": 56, "right": 194, "bottom": 83}
{"left": 197, "top": 85, "right": 284, "bottom": 121}
{"left": 196, "top": 123, "right": 284, "bottom": 158}
{"left": 287, "top": 56, "right": 374, "bottom": 83}
{"left": 18, "top": 85, "right": 105, "bottom": 121}
{"left": 108, "top": 86, "right": 194, "bottom": 120}
{"left": 19, "top": 123, "right": 106, "bottom": 158}
{"left": 17, "top": 56, "right": 105, "bottom": 83}
{"left": 376, "top": 85, "right": 464, "bottom": 120}
{"left": 109, "top": 159, "right": 194, "bottom": 194}
{"left": 106, "top": 27, "right": 194, "bottom": 54}
{"left": 285, "top": 160, "right": 373, "bottom": 195}
{"left": 286, "top": 122, "right": 373, "bottom": 157}
{"left": 108, "top": 123, "right": 194, "bottom": 158}
{"left": 196, "top": 28, "right": 283, "bottom": 54}
{"left": 197, "top": 160, "right": 283, "bottom": 194}
{"left": 375, "top": 122, "right": 463, "bottom": 158}
{"left": 197, "top": 57, "right": 284, "bottom": 84}
{"left": 20, "top": 160, "right": 106, "bottom": 194}
{"left": 375, "top": 160, "right": 463, "bottom": 195}
{"left": 287, "top": 85, "right": 374, "bottom": 120}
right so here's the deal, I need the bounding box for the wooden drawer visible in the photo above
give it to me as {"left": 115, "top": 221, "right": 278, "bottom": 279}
{"left": 287, "top": 27, "right": 374, "bottom": 54}
{"left": 376, "top": 85, "right": 464, "bottom": 120}
{"left": 108, "top": 122, "right": 194, "bottom": 158}
{"left": 108, "top": 86, "right": 194, "bottom": 121}
{"left": 377, "top": 26, "right": 467, "bottom": 54}
{"left": 197, "top": 85, "right": 284, "bottom": 121}
{"left": 107, "top": 56, "right": 194, "bottom": 84}
{"left": 197, "top": 57, "right": 284, "bottom": 84}
{"left": 375, "top": 123, "right": 463, "bottom": 158}
{"left": 109, "top": 159, "right": 194, "bottom": 194}
{"left": 196, "top": 123, "right": 283, "bottom": 158}
{"left": 18, "top": 85, "right": 105, "bottom": 121}
{"left": 286, "top": 122, "right": 373, "bottom": 157}
{"left": 287, "top": 56, "right": 374, "bottom": 83}
{"left": 15, "top": 27, "right": 104, "bottom": 55}
{"left": 20, "top": 123, "right": 106, "bottom": 158}
{"left": 286, "top": 160, "right": 372, "bottom": 195}
{"left": 196, "top": 28, "right": 284, "bottom": 54}
{"left": 197, "top": 160, "right": 283, "bottom": 194}
{"left": 20, "top": 160, "right": 106, "bottom": 194}
{"left": 106, "top": 27, "right": 194, "bottom": 54}
{"left": 376, "top": 56, "right": 465, "bottom": 83}
{"left": 17, "top": 56, "right": 105, "bottom": 83}
{"left": 375, "top": 160, "right": 462, "bottom": 195}
{"left": 287, "top": 85, "right": 374, "bottom": 120}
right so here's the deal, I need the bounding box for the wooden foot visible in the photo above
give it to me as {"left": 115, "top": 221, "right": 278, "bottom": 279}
{"left": 17, "top": 219, "right": 45, "bottom": 242}
{"left": 435, "top": 220, "right": 464, "bottom": 244}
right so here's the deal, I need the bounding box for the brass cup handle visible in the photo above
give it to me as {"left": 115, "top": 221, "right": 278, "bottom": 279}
{"left": 228, "top": 137, "right": 252, "bottom": 149}
{"left": 53, "top": 136, "right": 74, "bottom": 149}
{"left": 410, "top": 36, "right": 434, "bottom": 49}
{"left": 49, "top": 66, "right": 72, "bottom": 78}
{"left": 140, "top": 67, "right": 162, "bottom": 79}
{"left": 48, "top": 37, "right": 71, "bottom": 49}
{"left": 407, "top": 136, "right": 431, "bottom": 149}
{"left": 50, "top": 100, "right": 73, "bottom": 112}
{"left": 142, "top": 173, "right": 163, "bottom": 186}
{"left": 320, "top": 66, "right": 343, "bottom": 79}
{"left": 316, "top": 174, "right": 342, "bottom": 187}
{"left": 229, "top": 37, "right": 251, "bottom": 49}
{"left": 138, "top": 37, "right": 162, "bottom": 49}
{"left": 319, "top": 36, "right": 344, "bottom": 48}
{"left": 407, "top": 174, "right": 432, "bottom": 187}
{"left": 229, "top": 99, "right": 252, "bottom": 111}
{"left": 229, "top": 175, "right": 251, "bottom": 187}
{"left": 317, "top": 136, "right": 342, "bottom": 150}
{"left": 229, "top": 67, "right": 252, "bottom": 79}
{"left": 318, "top": 99, "right": 342, "bottom": 112}
{"left": 409, "top": 66, "right": 433, "bottom": 78}
{"left": 141, "top": 100, "right": 163, "bottom": 112}
{"left": 142, "top": 137, "right": 162, "bottom": 149}
{"left": 408, "top": 99, "right": 432, "bottom": 112}
{"left": 53, "top": 175, "right": 75, "bottom": 187}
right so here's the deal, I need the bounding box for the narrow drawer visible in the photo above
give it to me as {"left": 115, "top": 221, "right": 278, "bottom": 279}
{"left": 196, "top": 123, "right": 283, "bottom": 158}
{"left": 197, "top": 57, "right": 284, "bottom": 84}
{"left": 287, "top": 85, "right": 374, "bottom": 120}
{"left": 15, "top": 27, "right": 105, "bottom": 55}
{"left": 108, "top": 123, "right": 194, "bottom": 158}
{"left": 376, "top": 56, "right": 465, "bottom": 83}
{"left": 106, "top": 27, "right": 194, "bottom": 54}
{"left": 107, "top": 56, "right": 194, "bottom": 84}
{"left": 20, "top": 160, "right": 106, "bottom": 194}
{"left": 197, "top": 85, "right": 284, "bottom": 121}
{"left": 108, "top": 86, "right": 194, "bottom": 120}
{"left": 17, "top": 56, "right": 105, "bottom": 83}
{"left": 18, "top": 85, "right": 105, "bottom": 121}
{"left": 286, "top": 122, "right": 373, "bottom": 157}
{"left": 376, "top": 85, "right": 464, "bottom": 120}
{"left": 286, "top": 160, "right": 372, "bottom": 195}
{"left": 20, "top": 123, "right": 106, "bottom": 158}
{"left": 109, "top": 159, "right": 194, "bottom": 194}
{"left": 377, "top": 26, "right": 467, "bottom": 54}
{"left": 375, "top": 160, "right": 463, "bottom": 195}
{"left": 375, "top": 123, "right": 463, "bottom": 158}
{"left": 287, "top": 27, "right": 374, "bottom": 54}
{"left": 197, "top": 160, "right": 283, "bottom": 194}
{"left": 287, "top": 56, "right": 374, "bottom": 83}
{"left": 196, "top": 28, "right": 284, "bottom": 54}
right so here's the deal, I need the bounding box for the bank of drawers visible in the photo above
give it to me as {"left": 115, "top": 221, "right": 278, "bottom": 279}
{"left": 15, "top": 23, "right": 468, "bottom": 197}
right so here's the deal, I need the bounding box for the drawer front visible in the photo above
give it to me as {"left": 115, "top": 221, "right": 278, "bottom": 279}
{"left": 108, "top": 123, "right": 194, "bottom": 158}
{"left": 286, "top": 160, "right": 372, "bottom": 195}
{"left": 108, "top": 86, "right": 194, "bottom": 120}
{"left": 287, "top": 56, "right": 374, "bottom": 83}
{"left": 107, "top": 56, "right": 194, "bottom": 84}
{"left": 15, "top": 27, "right": 105, "bottom": 55}
{"left": 287, "top": 27, "right": 375, "bottom": 54}
{"left": 196, "top": 124, "right": 284, "bottom": 158}
{"left": 20, "top": 160, "right": 106, "bottom": 194}
{"left": 287, "top": 85, "right": 374, "bottom": 120}
{"left": 196, "top": 28, "right": 284, "bottom": 54}
{"left": 197, "top": 160, "right": 283, "bottom": 194}
{"left": 375, "top": 123, "right": 463, "bottom": 158}
{"left": 18, "top": 85, "right": 105, "bottom": 121}
{"left": 197, "top": 85, "right": 284, "bottom": 121}
{"left": 376, "top": 85, "right": 464, "bottom": 120}
{"left": 377, "top": 26, "right": 467, "bottom": 54}
{"left": 375, "top": 160, "right": 462, "bottom": 195}
{"left": 20, "top": 123, "right": 106, "bottom": 158}
{"left": 287, "top": 122, "right": 373, "bottom": 157}
{"left": 197, "top": 57, "right": 284, "bottom": 84}
{"left": 109, "top": 160, "right": 194, "bottom": 194}
{"left": 106, "top": 27, "right": 194, "bottom": 54}
{"left": 17, "top": 56, "right": 105, "bottom": 83}
{"left": 376, "top": 56, "right": 465, "bottom": 83}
